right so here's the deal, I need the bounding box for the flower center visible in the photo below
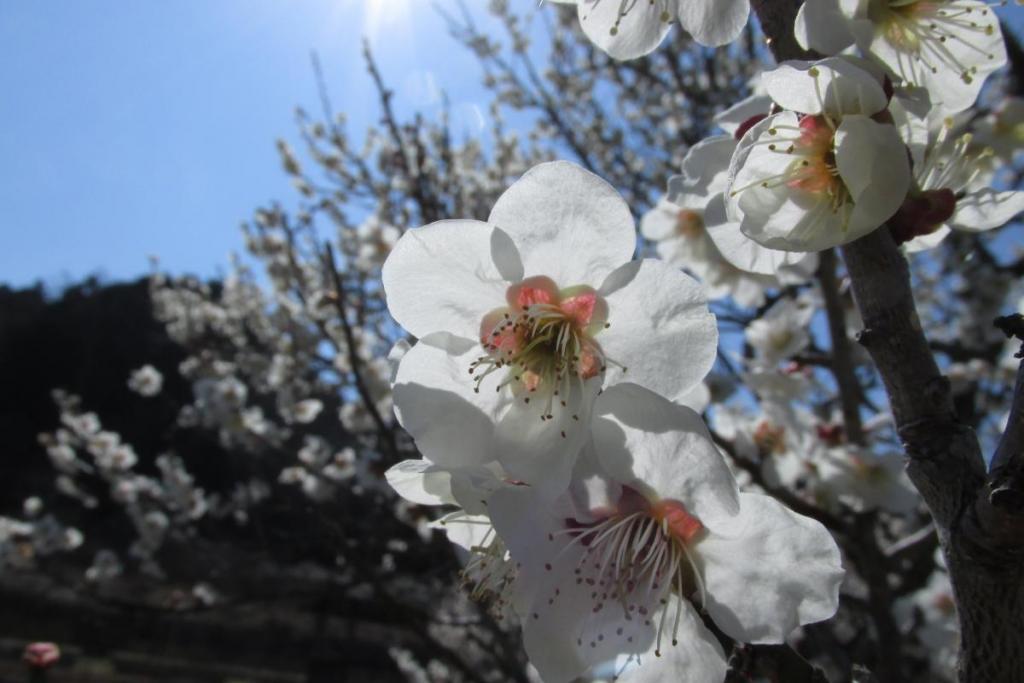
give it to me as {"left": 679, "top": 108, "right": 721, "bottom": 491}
{"left": 787, "top": 115, "right": 845, "bottom": 196}
{"left": 544, "top": 488, "right": 706, "bottom": 657}
{"left": 470, "top": 276, "right": 615, "bottom": 421}
{"left": 917, "top": 124, "right": 993, "bottom": 194}
{"left": 675, "top": 209, "right": 704, "bottom": 238}
{"left": 444, "top": 515, "right": 518, "bottom": 620}
{"left": 873, "top": 0, "right": 1000, "bottom": 84}
{"left": 730, "top": 111, "right": 853, "bottom": 227}
{"left": 851, "top": 455, "right": 889, "bottom": 483}
{"left": 754, "top": 420, "right": 788, "bottom": 456}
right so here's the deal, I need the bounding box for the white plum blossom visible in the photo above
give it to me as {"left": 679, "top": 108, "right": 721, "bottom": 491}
{"left": 712, "top": 402, "right": 825, "bottom": 491}
{"left": 726, "top": 58, "right": 912, "bottom": 251}
{"left": 386, "top": 458, "right": 521, "bottom": 618}
{"left": 641, "top": 134, "right": 817, "bottom": 307}
{"left": 550, "top": 0, "right": 750, "bottom": 57}
{"left": 290, "top": 398, "right": 324, "bottom": 424}
{"left": 384, "top": 161, "right": 717, "bottom": 496}
{"left": 794, "top": 0, "right": 1007, "bottom": 114}
{"left": 744, "top": 297, "right": 816, "bottom": 366}
{"left": 323, "top": 447, "right": 357, "bottom": 482}
{"left": 127, "top": 365, "right": 164, "bottom": 397}
{"left": 282, "top": 439, "right": 360, "bottom": 500}
{"left": 640, "top": 197, "right": 780, "bottom": 308}
{"left": 893, "top": 117, "right": 1024, "bottom": 250}
{"left": 488, "top": 386, "right": 843, "bottom": 683}
{"left": 817, "top": 446, "right": 918, "bottom": 513}
{"left": 669, "top": 131, "right": 819, "bottom": 277}
{"left": 973, "top": 96, "right": 1024, "bottom": 162}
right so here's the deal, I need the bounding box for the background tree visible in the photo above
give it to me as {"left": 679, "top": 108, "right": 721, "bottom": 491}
{"left": 2, "top": 2, "right": 1023, "bottom": 681}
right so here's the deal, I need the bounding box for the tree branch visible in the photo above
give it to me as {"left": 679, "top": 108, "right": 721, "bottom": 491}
{"left": 817, "top": 249, "right": 865, "bottom": 445}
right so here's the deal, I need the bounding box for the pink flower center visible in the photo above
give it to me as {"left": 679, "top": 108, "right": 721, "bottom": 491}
{"left": 730, "top": 113, "right": 853, "bottom": 224}
{"left": 540, "top": 487, "right": 706, "bottom": 656}
{"left": 470, "top": 276, "right": 613, "bottom": 419}
{"left": 787, "top": 115, "right": 844, "bottom": 196}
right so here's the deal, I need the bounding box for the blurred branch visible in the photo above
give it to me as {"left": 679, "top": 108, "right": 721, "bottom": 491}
{"left": 710, "top": 428, "right": 847, "bottom": 533}
{"left": 725, "top": 643, "right": 830, "bottom": 683}
{"left": 362, "top": 41, "right": 445, "bottom": 224}
{"left": 322, "top": 242, "right": 398, "bottom": 460}
{"left": 817, "top": 249, "right": 865, "bottom": 445}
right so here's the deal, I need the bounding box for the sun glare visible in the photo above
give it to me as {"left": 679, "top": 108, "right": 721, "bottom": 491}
{"left": 363, "top": 0, "right": 415, "bottom": 44}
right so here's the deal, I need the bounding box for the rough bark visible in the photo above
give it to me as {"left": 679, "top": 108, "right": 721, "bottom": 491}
{"left": 749, "top": 3, "right": 1024, "bottom": 682}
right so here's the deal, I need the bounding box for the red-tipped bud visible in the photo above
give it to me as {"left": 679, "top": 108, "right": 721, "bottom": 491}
{"left": 889, "top": 188, "right": 957, "bottom": 245}
{"left": 816, "top": 423, "right": 844, "bottom": 446}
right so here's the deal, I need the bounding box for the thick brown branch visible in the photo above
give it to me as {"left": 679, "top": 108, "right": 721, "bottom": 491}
{"left": 988, "top": 316, "right": 1024, "bottom": 518}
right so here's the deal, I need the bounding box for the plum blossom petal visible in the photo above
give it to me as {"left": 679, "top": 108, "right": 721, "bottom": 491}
{"left": 598, "top": 260, "right": 718, "bottom": 400}
{"left": 641, "top": 197, "right": 782, "bottom": 307}
{"left": 707, "top": 220, "right": 816, "bottom": 275}
{"left": 794, "top": 0, "right": 857, "bottom": 55}
{"left": 864, "top": 0, "right": 1005, "bottom": 114}
{"left": 490, "top": 476, "right": 726, "bottom": 683}
{"left": 385, "top": 459, "right": 456, "bottom": 507}
{"left": 392, "top": 333, "right": 501, "bottom": 471}
{"left": 666, "top": 137, "right": 819, "bottom": 276}
{"left": 948, "top": 190, "right": 1024, "bottom": 232}
{"left": 493, "top": 377, "right": 601, "bottom": 498}
{"left": 437, "top": 511, "right": 495, "bottom": 553}
{"left": 392, "top": 324, "right": 602, "bottom": 498}
{"left": 713, "top": 94, "right": 772, "bottom": 137}
{"left": 903, "top": 225, "right": 951, "bottom": 253}
{"left": 834, "top": 114, "right": 912, "bottom": 239}
{"left": 590, "top": 383, "right": 740, "bottom": 523}
{"left": 669, "top": 136, "right": 736, "bottom": 208}
{"left": 568, "top": 0, "right": 748, "bottom": 58}
{"left": 488, "top": 161, "right": 636, "bottom": 288}
{"left": 762, "top": 57, "right": 888, "bottom": 117}
{"left": 698, "top": 492, "right": 844, "bottom": 643}
{"left": 575, "top": 0, "right": 676, "bottom": 60}
{"left": 382, "top": 219, "right": 513, "bottom": 340}
{"left": 614, "top": 606, "right": 727, "bottom": 683}
{"left": 675, "top": 381, "right": 710, "bottom": 413}
{"left": 676, "top": 0, "right": 749, "bottom": 47}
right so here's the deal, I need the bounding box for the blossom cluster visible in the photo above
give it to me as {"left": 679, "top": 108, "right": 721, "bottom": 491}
{"left": 389, "top": 1, "right": 1024, "bottom": 680}
{"left": 556, "top": 0, "right": 1023, "bottom": 257}
{"left": 384, "top": 161, "right": 845, "bottom": 681}
{"left": 9, "top": 3, "right": 1024, "bottom": 679}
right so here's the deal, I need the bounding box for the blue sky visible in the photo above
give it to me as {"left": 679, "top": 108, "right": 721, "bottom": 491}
{"left": 0, "top": 0, "right": 501, "bottom": 289}
{"left": 4, "top": 2, "right": 1024, "bottom": 290}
